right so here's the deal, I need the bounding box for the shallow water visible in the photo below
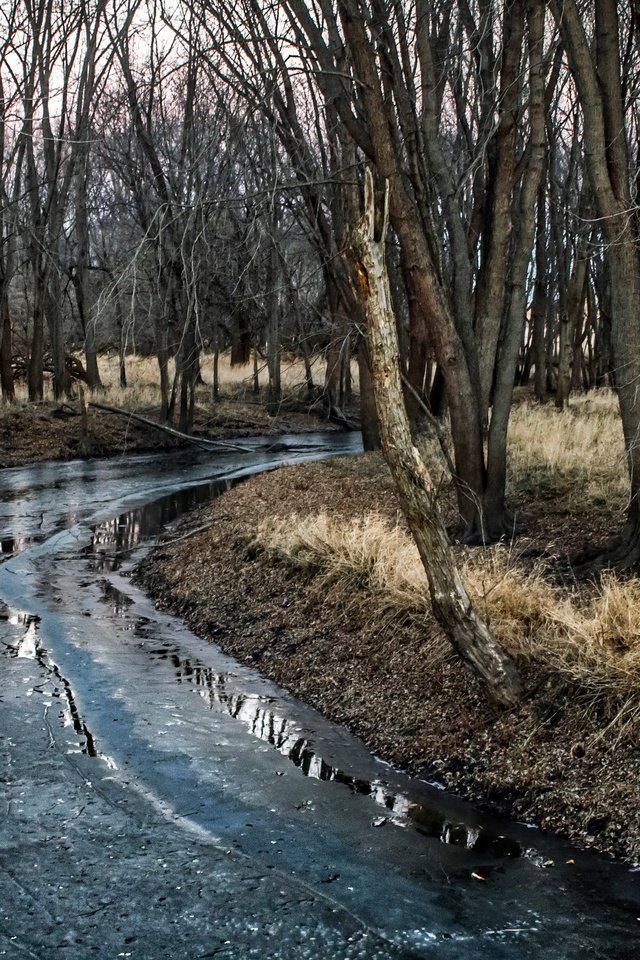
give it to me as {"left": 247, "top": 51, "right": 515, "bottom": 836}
{"left": 1, "top": 436, "right": 639, "bottom": 959}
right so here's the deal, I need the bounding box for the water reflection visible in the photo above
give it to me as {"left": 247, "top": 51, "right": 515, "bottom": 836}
{"left": 2, "top": 609, "right": 97, "bottom": 757}
{"left": 98, "top": 579, "right": 134, "bottom": 615}
{"left": 83, "top": 479, "right": 233, "bottom": 571}
{"left": 147, "top": 642, "right": 521, "bottom": 859}
{"left": 1, "top": 535, "right": 31, "bottom": 559}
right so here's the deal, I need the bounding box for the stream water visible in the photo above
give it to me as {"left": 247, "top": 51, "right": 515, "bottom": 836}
{"left": 0, "top": 436, "right": 639, "bottom": 959}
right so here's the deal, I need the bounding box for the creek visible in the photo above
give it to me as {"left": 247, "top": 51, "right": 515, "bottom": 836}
{"left": 0, "top": 435, "right": 639, "bottom": 959}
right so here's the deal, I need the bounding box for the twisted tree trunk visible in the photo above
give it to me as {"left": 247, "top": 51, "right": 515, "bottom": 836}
{"left": 351, "top": 170, "right": 521, "bottom": 709}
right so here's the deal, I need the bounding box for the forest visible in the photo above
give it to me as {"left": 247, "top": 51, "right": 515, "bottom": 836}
{"left": 6, "top": 0, "right": 640, "bottom": 960}
{"left": 4, "top": 0, "right": 640, "bottom": 709}
{"left": 1, "top": 0, "right": 637, "bottom": 463}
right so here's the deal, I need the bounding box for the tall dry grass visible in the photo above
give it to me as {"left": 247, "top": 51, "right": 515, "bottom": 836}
{"left": 94, "top": 353, "right": 333, "bottom": 409}
{"left": 11, "top": 351, "right": 358, "bottom": 409}
{"left": 255, "top": 395, "right": 639, "bottom": 732}
{"left": 256, "top": 511, "right": 640, "bottom": 733}
{"left": 507, "top": 394, "right": 628, "bottom": 514}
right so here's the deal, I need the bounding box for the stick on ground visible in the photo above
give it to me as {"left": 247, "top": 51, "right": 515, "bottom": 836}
{"left": 88, "top": 401, "right": 252, "bottom": 453}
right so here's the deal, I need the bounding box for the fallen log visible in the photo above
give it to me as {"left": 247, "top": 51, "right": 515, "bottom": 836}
{"left": 88, "top": 401, "right": 252, "bottom": 453}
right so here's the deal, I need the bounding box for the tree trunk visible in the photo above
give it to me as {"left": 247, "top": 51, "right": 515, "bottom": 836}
{"left": 556, "top": 201, "right": 590, "bottom": 410}
{"left": 252, "top": 348, "right": 260, "bottom": 395}
{"left": 532, "top": 186, "right": 548, "bottom": 401}
{"left": 552, "top": 0, "right": 640, "bottom": 565}
{"left": 266, "top": 242, "right": 281, "bottom": 411}
{"left": 351, "top": 170, "right": 521, "bottom": 708}
{"left": 156, "top": 317, "right": 170, "bottom": 422}
{"left": 0, "top": 293, "right": 15, "bottom": 403}
{"left": 28, "top": 286, "right": 45, "bottom": 401}
{"left": 484, "top": 0, "right": 547, "bottom": 538}
{"left": 357, "top": 335, "right": 380, "bottom": 451}
{"left": 212, "top": 324, "right": 220, "bottom": 401}
{"left": 337, "top": 0, "right": 486, "bottom": 535}
{"left": 46, "top": 275, "right": 71, "bottom": 400}
{"left": 473, "top": 0, "right": 525, "bottom": 421}
{"left": 298, "top": 321, "right": 315, "bottom": 399}
{"left": 341, "top": 334, "right": 352, "bottom": 407}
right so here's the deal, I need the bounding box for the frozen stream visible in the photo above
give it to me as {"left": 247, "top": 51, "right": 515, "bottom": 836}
{"left": 0, "top": 436, "right": 639, "bottom": 959}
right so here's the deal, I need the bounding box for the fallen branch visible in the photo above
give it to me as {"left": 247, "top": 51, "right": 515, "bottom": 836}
{"left": 88, "top": 401, "right": 252, "bottom": 453}
{"left": 160, "top": 515, "right": 232, "bottom": 547}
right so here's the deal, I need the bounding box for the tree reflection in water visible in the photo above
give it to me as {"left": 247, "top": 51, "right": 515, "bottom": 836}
{"left": 147, "top": 640, "right": 521, "bottom": 859}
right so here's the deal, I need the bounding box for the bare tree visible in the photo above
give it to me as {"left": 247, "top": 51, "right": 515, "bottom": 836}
{"left": 282, "top": 0, "right": 558, "bottom": 539}
{"left": 0, "top": 3, "right": 26, "bottom": 402}
{"left": 550, "top": 0, "right": 640, "bottom": 565}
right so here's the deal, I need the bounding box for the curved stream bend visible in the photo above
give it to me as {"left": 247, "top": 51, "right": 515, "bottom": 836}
{"left": 1, "top": 436, "right": 639, "bottom": 960}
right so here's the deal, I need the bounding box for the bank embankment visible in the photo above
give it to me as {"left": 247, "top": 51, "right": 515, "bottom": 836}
{"left": 136, "top": 444, "right": 640, "bottom": 865}
{"left": 0, "top": 397, "right": 337, "bottom": 467}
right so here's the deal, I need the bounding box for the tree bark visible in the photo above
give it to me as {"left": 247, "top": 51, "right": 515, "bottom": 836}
{"left": 551, "top": 0, "right": 640, "bottom": 565}
{"left": 266, "top": 240, "right": 282, "bottom": 412}
{"left": 532, "top": 185, "right": 549, "bottom": 401}
{"left": 357, "top": 335, "right": 380, "bottom": 451}
{"left": 0, "top": 293, "right": 14, "bottom": 403}
{"left": 484, "top": 0, "right": 547, "bottom": 536}
{"left": 473, "top": 0, "right": 525, "bottom": 421}
{"left": 351, "top": 170, "right": 521, "bottom": 708}
{"left": 338, "top": 0, "right": 486, "bottom": 534}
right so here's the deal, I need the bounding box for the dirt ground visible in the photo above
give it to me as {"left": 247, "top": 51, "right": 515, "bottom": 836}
{"left": 3, "top": 401, "right": 639, "bottom": 865}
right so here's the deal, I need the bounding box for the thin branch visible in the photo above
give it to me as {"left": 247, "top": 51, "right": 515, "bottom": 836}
{"left": 88, "top": 400, "right": 252, "bottom": 452}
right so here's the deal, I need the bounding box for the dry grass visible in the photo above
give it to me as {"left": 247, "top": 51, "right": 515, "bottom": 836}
{"left": 257, "top": 511, "right": 437, "bottom": 636}
{"left": 94, "top": 353, "right": 329, "bottom": 410}
{"left": 253, "top": 391, "right": 638, "bottom": 732}
{"left": 10, "top": 351, "right": 358, "bottom": 410}
{"left": 255, "top": 501, "right": 640, "bottom": 737}
{"left": 506, "top": 394, "right": 628, "bottom": 514}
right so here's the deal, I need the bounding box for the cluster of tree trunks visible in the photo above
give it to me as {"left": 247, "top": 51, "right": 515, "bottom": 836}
{"left": 353, "top": 171, "right": 522, "bottom": 707}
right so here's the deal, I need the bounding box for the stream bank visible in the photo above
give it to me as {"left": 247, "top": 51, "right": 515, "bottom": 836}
{"left": 3, "top": 439, "right": 640, "bottom": 957}
{"left": 0, "top": 397, "right": 339, "bottom": 468}
{"left": 137, "top": 454, "right": 640, "bottom": 865}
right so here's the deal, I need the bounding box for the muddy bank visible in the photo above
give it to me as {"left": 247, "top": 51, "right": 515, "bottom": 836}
{"left": 0, "top": 399, "right": 339, "bottom": 468}
{"left": 135, "top": 455, "right": 640, "bottom": 865}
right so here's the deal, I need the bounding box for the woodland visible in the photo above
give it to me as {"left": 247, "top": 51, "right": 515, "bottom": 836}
{"left": 2, "top": 2, "right": 640, "bottom": 706}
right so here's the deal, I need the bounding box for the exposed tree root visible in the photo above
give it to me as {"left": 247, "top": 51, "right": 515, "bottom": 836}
{"left": 573, "top": 522, "right": 640, "bottom": 575}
